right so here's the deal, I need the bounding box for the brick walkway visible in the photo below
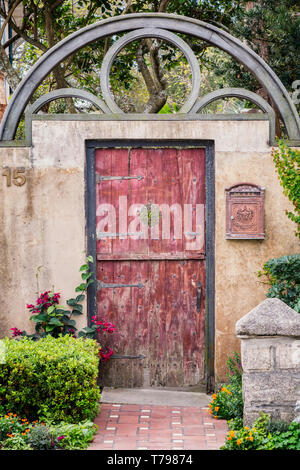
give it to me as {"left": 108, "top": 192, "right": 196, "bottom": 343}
{"left": 88, "top": 403, "right": 228, "bottom": 450}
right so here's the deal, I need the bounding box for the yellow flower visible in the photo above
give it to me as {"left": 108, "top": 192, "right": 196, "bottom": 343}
{"left": 229, "top": 430, "right": 235, "bottom": 438}
{"left": 249, "top": 436, "right": 254, "bottom": 442}
{"left": 212, "top": 394, "right": 217, "bottom": 400}
{"left": 227, "top": 436, "right": 232, "bottom": 441}
{"left": 237, "top": 439, "right": 243, "bottom": 445}
{"left": 244, "top": 426, "right": 249, "bottom": 430}
{"left": 214, "top": 407, "right": 219, "bottom": 412}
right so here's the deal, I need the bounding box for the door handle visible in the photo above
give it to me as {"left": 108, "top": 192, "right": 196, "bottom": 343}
{"left": 196, "top": 282, "right": 202, "bottom": 312}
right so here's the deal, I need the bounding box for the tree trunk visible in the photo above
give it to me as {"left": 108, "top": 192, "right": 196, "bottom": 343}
{"left": 0, "top": 44, "right": 20, "bottom": 91}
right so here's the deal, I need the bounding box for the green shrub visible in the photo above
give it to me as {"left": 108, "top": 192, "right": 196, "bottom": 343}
{"left": 222, "top": 412, "right": 300, "bottom": 450}
{"left": 49, "top": 421, "right": 98, "bottom": 450}
{"left": 27, "top": 424, "right": 53, "bottom": 450}
{"left": 0, "top": 414, "right": 97, "bottom": 450}
{"left": 266, "top": 422, "right": 300, "bottom": 450}
{"left": 0, "top": 335, "right": 101, "bottom": 423}
{"left": 258, "top": 254, "right": 300, "bottom": 312}
{"left": 209, "top": 352, "right": 243, "bottom": 421}
{"left": 272, "top": 141, "right": 300, "bottom": 239}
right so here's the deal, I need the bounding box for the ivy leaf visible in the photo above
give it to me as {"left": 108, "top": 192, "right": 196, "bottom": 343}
{"left": 75, "top": 283, "right": 87, "bottom": 292}
{"left": 79, "top": 264, "right": 89, "bottom": 271}
{"left": 76, "top": 294, "right": 85, "bottom": 302}
{"left": 81, "top": 272, "right": 92, "bottom": 280}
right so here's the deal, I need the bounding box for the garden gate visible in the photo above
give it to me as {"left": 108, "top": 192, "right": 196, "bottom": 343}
{"left": 0, "top": 13, "right": 299, "bottom": 390}
{"left": 92, "top": 143, "right": 208, "bottom": 388}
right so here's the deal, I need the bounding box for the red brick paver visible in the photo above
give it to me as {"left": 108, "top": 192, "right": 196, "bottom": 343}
{"left": 89, "top": 404, "right": 228, "bottom": 450}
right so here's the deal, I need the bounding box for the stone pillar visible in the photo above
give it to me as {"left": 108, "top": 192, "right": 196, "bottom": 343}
{"left": 236, "top": 298, "right": 300, "bottom": 426}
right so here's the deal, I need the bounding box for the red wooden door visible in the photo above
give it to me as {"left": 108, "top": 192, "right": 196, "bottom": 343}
{"left": 95, "top": 147, "right": 206, "bottom": 388}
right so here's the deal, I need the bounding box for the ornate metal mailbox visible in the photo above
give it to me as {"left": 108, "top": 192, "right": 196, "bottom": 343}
{"left": 225, "top": 183, "right": 265, "bottom": 239}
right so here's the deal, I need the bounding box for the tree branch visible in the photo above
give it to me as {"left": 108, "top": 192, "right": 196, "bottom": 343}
{"left": 0, "top": 0, "right": 22, "bottom": 41}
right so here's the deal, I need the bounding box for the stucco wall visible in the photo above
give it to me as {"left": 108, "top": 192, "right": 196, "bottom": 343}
{"left": 0, "top": 118, "right": 299, "bottom": 382}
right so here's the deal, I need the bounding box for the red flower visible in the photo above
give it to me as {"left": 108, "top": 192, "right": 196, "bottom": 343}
{"left": 99, "top": 347, "right": 114, "bottom": 362}
{"left": 10, "top": 328, "right": 23, "bottom": 337}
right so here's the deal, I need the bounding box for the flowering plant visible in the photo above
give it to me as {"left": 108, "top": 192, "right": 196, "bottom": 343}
{"left": 209, "top": 352, "right": 243, "bottom": 421}
{"left": 78, "top": 315, "right": 116, "bottom": 361}
{"left": 222, "top": 425, "right": 263, "bottom": 450}
{"left": 10, "top": 256, "right": 116, "bottom": 362}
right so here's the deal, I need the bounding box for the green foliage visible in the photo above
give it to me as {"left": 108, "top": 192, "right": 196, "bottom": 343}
{"left": 27, "top": 424, "right": 53, "bottom": 450}
{"left": 0, "top": 413, "right": 97, "bottom": 450}
{"left": 2, "top": 433, "right": 32, "bottom": 450}
{"left": 222, "top": 411, "right": 300, "bottom": 450}
{"left": 257, "top": 254, "right": 300, "bottom": 312}
{"left": 0, "top": 335, "right": 100, "bottom": 424}
{"left": 272, "top": 141, "right": 300, "bottom": 238}
{"left": 209, "top": 352, "right": 243, "bottom": 421}
{"left": 49, "top": 421, "right": 97, "bottom": 450}
{"left": 266, "top": 422, "right": 300, "bottom": 450}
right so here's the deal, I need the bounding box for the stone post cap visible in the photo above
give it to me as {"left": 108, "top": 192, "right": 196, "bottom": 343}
{"left": 236, "top": 298, "right": 300, "bottom": 337}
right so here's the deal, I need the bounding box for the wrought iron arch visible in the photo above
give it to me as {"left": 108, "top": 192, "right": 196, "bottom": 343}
{"left": 24, "top": 88, "right": 110, "bottom": 145}
{"left": 191, "top": 87, "right": 276, "bottom": 143}
{"left": 0, "top": 13, "right": 299, "bottom": 142}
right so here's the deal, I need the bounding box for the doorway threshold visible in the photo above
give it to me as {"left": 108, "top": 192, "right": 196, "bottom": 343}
{"left": 100, "top": 387, "right": 211, "bottom": 407}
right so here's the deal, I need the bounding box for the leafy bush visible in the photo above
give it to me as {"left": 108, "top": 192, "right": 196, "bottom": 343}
{"left": 0, "top": 413, "right": 97, "bottom": 450}
{"left": 272, "top": 141, "right": 300, "bottom": 239}
{"left": 49, "top": 421, "right": 97, "bottom": 450}
{"left": 266, "top": 422, "right": 300, "bottom": 450}
{"left": 222, "top": 412, "right": 300, "bottom": 450}
{"left": 258, "top": 254, "right": 300, "bottom": 312}
{"left": 209, "top": 352, "right": 243, "bottom": 421}
{"left": 0, "top": 335, "right": 101, "bottom": 423}
{"left": 27, "top": 424, "right": 53, "bottom": 450}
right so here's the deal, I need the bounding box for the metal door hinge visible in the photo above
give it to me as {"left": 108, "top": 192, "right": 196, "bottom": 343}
{"left": 97, "top": 231, "right": 143, "bottom": 239}
{"left": 111, "top": 354, "right": 145, "bottom": 359}
{"left": 98, "top": 281, "right": 144, "bottom": 290}
{"left": 96, "top": 174, "right": 144, "bottom": 183}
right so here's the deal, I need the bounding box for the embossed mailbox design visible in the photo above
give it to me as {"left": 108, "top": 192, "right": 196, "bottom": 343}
{"left": 225, "top": 183, "right": 265, "bottom": 239}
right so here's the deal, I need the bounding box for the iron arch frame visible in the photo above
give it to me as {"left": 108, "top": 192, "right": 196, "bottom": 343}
{"left": 0, "top": 13, "right": 299, "bottom": 142}
{"left": 191, "top": 87, "right": 276, "bottom": 143}
{"left": 24, "top": 88, "right": 110, "bottom": 145}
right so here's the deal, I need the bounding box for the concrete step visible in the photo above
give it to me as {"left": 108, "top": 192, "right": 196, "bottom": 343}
{"left": 101, "top": 387, "right": 211, "bottom": 407}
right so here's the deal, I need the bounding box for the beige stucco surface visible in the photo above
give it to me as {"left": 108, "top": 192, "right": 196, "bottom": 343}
{"left": 0, "top": 118, "right": 299, "bottom": 381}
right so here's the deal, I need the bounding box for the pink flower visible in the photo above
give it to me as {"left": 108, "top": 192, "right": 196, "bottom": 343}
{"left": 10, "top": 327, "right": 23, "bottom": 337}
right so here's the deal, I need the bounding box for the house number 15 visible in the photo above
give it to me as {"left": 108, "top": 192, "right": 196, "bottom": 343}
{"left": 2, "top": 167, "right": 27, "bottom": 187}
